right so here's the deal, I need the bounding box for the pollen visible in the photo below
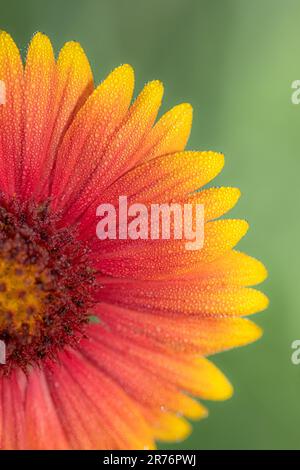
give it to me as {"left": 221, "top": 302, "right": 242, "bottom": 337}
{"left": 0, "top": 259, "right": 45, "bottom": 334}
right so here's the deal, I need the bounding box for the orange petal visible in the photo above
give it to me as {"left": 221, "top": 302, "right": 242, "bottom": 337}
{"left": 51, "top": 64, "right": 134, "bottom": 212}
{"left": 44, "top": 357, "right": 116, "bottom": 449}
{"left": 97, "top": 303, "right": 263, "bottom": 355}
{"left": 102, "top": 150, "right": 224, "bottom": 205}
{"left": 93, "top": 187, "right": 239, "bottom": 248}
{"left": 184, "top": 250, "right": 268, "bottom": 286}
{"left": 186, "top": 187, "right": 241, "bottom": 221}
{"left": 0, "top": 370, "right": 26, "bottom": 449}
{"left": 0, "top": 32, "right": 24, "bottom": 195}
{"left": 97, "top": 220, "right": 248, "bottom": 279}
{"left": 60, "top": 80, "right": 164, "bottom": 222}
{"left": 46, "top": 349, "right": 155, "bottom": 449}
{"left": 83, "top": 332, "right": 204, "bottom": 420}
{"left": 25, "top": 368, "right": 69, "bottom": 449}
{"left": 21, "top": 33, "right": 56, "bottom": 198}
{"left": 137, "top": 103, "right": 193, "bottom": 162}
{"left": 141, "top": 408, "right": 193, "bottom": 442}
{"left": 100, "top": 249, "right": 267, "bottom": 287}
{"left": 38, "top": 40, "right": 94, "bottom": 197}
{"left": 100, "top": 281, "right": 268, "bottom": 317}
{"left": 102, "top": 80, "right": 164, "bottom": 173}
{"left": 91, "top": 326, "right": 232, "bottom": 400}
{"left": 79, "top": 150, "right": 224, "bottom": 240}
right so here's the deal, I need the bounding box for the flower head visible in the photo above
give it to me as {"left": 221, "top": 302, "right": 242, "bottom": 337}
{"left": 0, "top": 32, "right": 268, "bottom": 449}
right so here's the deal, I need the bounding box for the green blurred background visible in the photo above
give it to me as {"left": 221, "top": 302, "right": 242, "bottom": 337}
{"left": 1, "top": 0, "right": 299, "bottom": 450}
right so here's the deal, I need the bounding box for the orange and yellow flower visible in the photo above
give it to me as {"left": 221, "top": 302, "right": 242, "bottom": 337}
{"left": 0, "top": 31, "right": 268, "bottom": 449}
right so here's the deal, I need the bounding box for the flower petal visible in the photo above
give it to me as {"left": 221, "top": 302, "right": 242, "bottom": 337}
{"left": 141, "top": 408, "right": 193, "bottom": 442}
{"left": 45, "top": 350, "right": 155, "bottom": 449}
{"left": 21, "top": 34, "right": 95, "bottom": 200}
{"left": 187, "top": 187, "right": 241, "bottom": 221}
{"left": 185, "top": 250, "right": 268, "bottom": 285}
{"left": 0, "top": 370, "right": 26, "bottom": 449}
{"left": 57, "top": 80, "right": 164, "bottom": 223}
{"left": 101, "top": 80, "right": 164, "bottom": 174}
{"left": 0, "top": 32, "right": 24, "bottom": 195}
{"left": 79, "top": 150, "right": 224, "bottom": 241}
{"left": 100, "top": 281, "right": 268, "bottom": 317}
{"left": 24, "top": 368, "right": 69, "bottom": 450}
{"left": 82, "top": 331, "right": 204, "bottom": 420}
{"left": 96, "top": 220, "right": 248, "bottom": 279}
{"left": 102, "top": 150, "right": 224, "bottom": 204}
{"left": 38, "top": 40, "right": 94, "bottom": 197}
{"left": 44, "top": 358, "right": 116, "bottom": 449}
{"left": 96, "top": 303, "right": 263, "bottom": 355}
{"left": 51, "top": 64, "right": 135, "bottom": 213}
{"left": 137, "top": 103, "right": 193, "bottom": 162}
{"left": 21, "top": 33, "right": 56, "bottom": 198}
{"left": 90, "top": 326, "right": 232, "bottom": 400}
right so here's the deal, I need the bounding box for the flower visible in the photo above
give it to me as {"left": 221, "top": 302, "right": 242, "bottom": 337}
{"left": 0, "top": 31, "right": 268, "bottom": 450}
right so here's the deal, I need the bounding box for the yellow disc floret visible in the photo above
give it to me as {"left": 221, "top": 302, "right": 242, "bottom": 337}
{"left": 0, "top": 259, "right": 45, "bottom": 334}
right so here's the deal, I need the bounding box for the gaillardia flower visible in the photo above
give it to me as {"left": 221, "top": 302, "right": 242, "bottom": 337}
{"left": 0, "top": 31, "right": 268, "bottom": 450}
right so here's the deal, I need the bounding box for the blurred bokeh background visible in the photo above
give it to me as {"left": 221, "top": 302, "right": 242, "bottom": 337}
{"left": 1, "top": 0, "right": 299, "bottom": 450}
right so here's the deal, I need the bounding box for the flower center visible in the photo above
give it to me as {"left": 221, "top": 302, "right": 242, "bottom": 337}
{"left": 0, "top": 259, "right": 46, "bottom": 334}
{"left": 0, "top": 196, "right": 96, "bottom": 375}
